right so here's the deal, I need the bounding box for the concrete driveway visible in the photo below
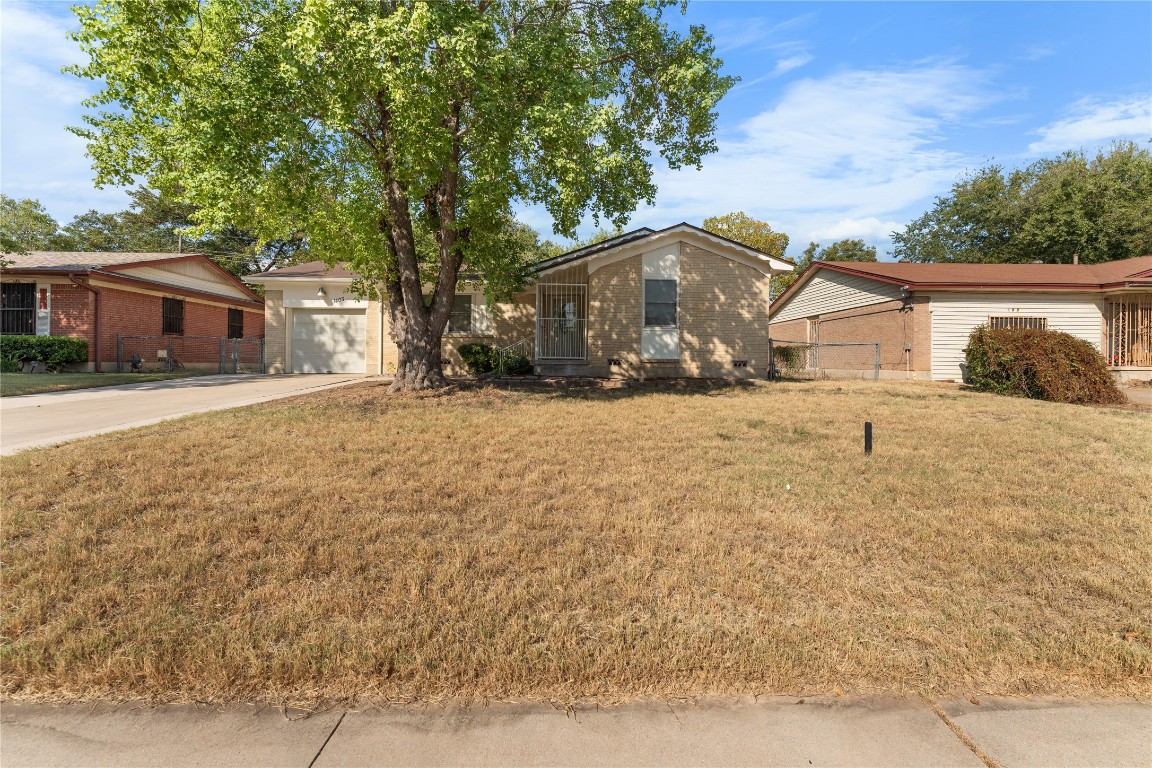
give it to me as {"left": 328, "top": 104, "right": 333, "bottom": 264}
{"left": 2, "top": 697, "right": 1149, "bottom": 768}
{"left": 0, "top": 374, "right": 364, "bottom": 455}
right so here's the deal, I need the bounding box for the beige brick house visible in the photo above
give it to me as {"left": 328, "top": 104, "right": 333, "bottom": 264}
{"left": 245, "top": 224, "right": 795, "bottom": 378}
{"left": 768, "top": 257, "right": 1152, "bottom": 382}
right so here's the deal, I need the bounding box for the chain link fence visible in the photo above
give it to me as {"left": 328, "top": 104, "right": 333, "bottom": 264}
{"left": 117, "top": 336, "right": 265, "bottom": 374}
{"left": 768, "top": 339, "right": 881, "bottom": 381}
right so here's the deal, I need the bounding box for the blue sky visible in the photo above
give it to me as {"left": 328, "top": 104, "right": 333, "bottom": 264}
{"left": 1, "top": 1, "right": 1149, "bottom": 260}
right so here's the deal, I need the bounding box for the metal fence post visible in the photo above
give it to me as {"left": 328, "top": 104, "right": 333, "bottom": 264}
{"left": 768, "top": 338, "right": 775, "bottom": 381}
{"left": 259, "top": 339, "right": 266, "bottom": 374}
{"left": 874, "top": 343, "right": 881, "bottom": 381}
{"left": 116, "top": 336, "right": 123, "bottom": 373}
{"left": 219, "top": 338, "right": 226, "bottom": 374}
{"left": 232, "top": 340, "right": 239, "bottom": 374}
{"left": 167, "top": 338, "right": 174, "bottom": 372}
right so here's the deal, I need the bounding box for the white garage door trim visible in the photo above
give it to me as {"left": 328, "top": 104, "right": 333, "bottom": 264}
{"left": 291, "top": 309, "right": 366, "bottom": 374}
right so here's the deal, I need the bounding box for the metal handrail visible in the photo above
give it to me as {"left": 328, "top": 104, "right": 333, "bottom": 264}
{"left": 493, "top": 337, "right": 534, "bottom": 376}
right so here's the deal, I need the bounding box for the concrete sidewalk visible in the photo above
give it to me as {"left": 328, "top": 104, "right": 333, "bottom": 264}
{"left": 0, "top": 374, "right": 366, "bottom": 455}
{"left": 1, "top": 697, "right": 1148, "bottom": 768}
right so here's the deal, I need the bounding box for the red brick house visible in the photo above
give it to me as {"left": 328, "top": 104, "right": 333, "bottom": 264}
{"left": 1, "top": 252, "right": 264, "bottom": 371}
{"left": 768, "top": 256, "right": 1152, "bottom": 382}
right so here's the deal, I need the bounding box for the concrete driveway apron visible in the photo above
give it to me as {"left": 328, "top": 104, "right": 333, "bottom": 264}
{"left": 0, "top": 374, "right": 364, "bottom": 455}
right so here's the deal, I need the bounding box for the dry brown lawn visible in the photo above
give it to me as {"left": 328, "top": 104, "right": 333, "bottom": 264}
{"left": 2, "top": 379, "right": 1150, "bottom": 705}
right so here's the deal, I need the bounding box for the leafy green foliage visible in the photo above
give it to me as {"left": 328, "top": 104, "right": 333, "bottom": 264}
{"left": 771, "top": 345, "right": 805, "bottom": 371}
{"left": 963, "top": 327, "right": 1124, "bottom": 405}
{"left": 702, "top": 212, "right": 790, "bottom": 257}
{"left": 69, "top": 0, "right": 734, "bottom": 388}
{"left": 538, "top": 227, "right": 630, "bottom": 260}
{"left": 701, "top": 211, "right": 792, "bottom": 296}
{"left": 0, "top": 196, "right": 71, "bottom": 254}
{"left": 893, "top": 141, "right": 1152, "bottom": 264}
{"left": 1, "top": 189, "right": 308, "bottom": 279}
{"left": 774, "top": 239, "right": 878, "bottom": 295}
{"left": 457, "top": 342, "right": 496, "bottom": 376}
{"left": 497, "top": 351, "right": 533, "bottom": 376}
{"left": 0, "top": 336, "right": 89, "bottom": 371}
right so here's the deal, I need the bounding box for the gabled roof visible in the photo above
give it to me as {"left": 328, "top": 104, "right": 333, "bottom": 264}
{"left": 1, "top": 251, "right": 201, "bottom": 271}
{"left": 770, "top": 255, "right": 1152, "bottom": 318}
{"left": 1, "top": 251, "right": 264, "bottom": 305}
{"left": 530, "top": 222, "right": 795, "bottom": 275}
{"left": 529, "top": 228, "right": 657, "bottom": 274}
{"left": 244, "top": 260, "right": 360, "bottom": 281}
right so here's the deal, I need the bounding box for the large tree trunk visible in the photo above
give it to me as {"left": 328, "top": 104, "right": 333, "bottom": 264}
{"left": 388, "top": 287, "right": 448, "bottom": 392}
{"left": 376, "top": 101, "right": 464, "bottom": 392}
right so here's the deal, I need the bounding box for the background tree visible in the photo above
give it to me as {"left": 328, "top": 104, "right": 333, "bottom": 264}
{"left": 71, "top": 0, "right": 734, "bottom": 390}
{"left": 701, "top": 211, "right": 791, "bottom": 297}
{"left": 774, "top": 239, "right": 877, "bottom": 296}
{"left": 1, "top": 188, "right": 310, "bottom": 278}
{"left": 892, "top": 141, "right": 1152, "bottom": 264}
{"left": 539, "top": 227, "right": 630, "bottom": 260}
{"left": 62, "top": 188, "right": 310, "bottom": 278}
{"left": 0, "top": 196, "right": 70, "bottom": 253}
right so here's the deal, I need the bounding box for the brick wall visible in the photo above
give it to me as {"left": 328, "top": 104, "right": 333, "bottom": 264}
{"left": 768, "top": 295, "right": 933, "bottom": 374}
{"left": 582, "top": 243, "right": 773, "bottom": 378}
{"left": 440, "top": 291, "right": 535, "bottom": 375}
{"left": 49, "top": 283, "right": 97, "bottom": 362}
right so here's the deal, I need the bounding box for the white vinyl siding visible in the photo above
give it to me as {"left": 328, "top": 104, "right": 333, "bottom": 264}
{"left": 291, "top": 309, "right": 366, "bottom": 373}
{"left": 928, "top": 293, "right": 1105, "bottom": 381}
{"left": 773, "top": 270, "right": 904, "bottom": 324}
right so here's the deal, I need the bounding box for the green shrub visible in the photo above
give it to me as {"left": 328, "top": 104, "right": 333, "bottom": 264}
{"left": 0, "top": 356, "right": 19, "bottom": 373}
{"left": 457, "top": 342, "right": 495, "bottom": 376}
{"left": 771, "top": 344, "right": 805, "bottom": 370}
{"left": 499, "top": 351, "right": 533, "bottom": 376}
{"left": 0, "top": 335, "right": 89, "bottom": 371}
{"left": 964, "top": 326, "right": 1124, "bottom": 405}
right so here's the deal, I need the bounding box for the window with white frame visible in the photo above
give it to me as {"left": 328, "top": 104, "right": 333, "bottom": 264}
{"left": 447, "top": 294, "right": 473, "bottom": 334}
{"left": 644, "top": 279, "right": 677, "bottom": 327}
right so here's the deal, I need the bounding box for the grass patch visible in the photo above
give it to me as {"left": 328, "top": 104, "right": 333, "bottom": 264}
{"left": 0, "top": 371, "right": 208, "bottom": 397}
{"left": 2, "top": 379, "right": 1150, "bottom": 705}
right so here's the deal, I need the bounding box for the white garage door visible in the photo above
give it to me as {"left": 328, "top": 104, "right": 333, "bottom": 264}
{"left": 291, "top": 309, "right": 366, "bottom": 373}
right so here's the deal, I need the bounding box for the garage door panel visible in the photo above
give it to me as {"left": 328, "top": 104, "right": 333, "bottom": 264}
{"left": 291, "top": 310, "right": 366, "bottom": 373}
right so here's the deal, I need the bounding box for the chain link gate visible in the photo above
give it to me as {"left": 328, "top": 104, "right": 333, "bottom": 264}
{"left": 117, "top": 336, "right": 265, "bottom": 374}
{"left": 768, "top": 339, "right": 881, "bottom": 381}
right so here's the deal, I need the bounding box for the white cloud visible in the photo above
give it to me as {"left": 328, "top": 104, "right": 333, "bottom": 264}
{"left": 627, "top": 62, "right": 999, "bottom": 257}
{"left": 773, "top": 53, "right": 814, "bottom": 76}
{"left": 709, "top": 15, "right": 814, "bottom": 53}
{"left": 0, "top": 2, "right": 129, "bottom": 220}
{"left": 1028, "top": 95, "right": 1152, "bottom": 154}
{"left": 810, "top": 217, "right": 905, "bottom": 243}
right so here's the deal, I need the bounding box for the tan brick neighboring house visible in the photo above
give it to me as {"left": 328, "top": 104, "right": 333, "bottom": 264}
{"left": 1, "top": 252, "right": 264, "bottom": 371}
{"left": 244, "top": 223, "right": 795, "bottom": 378}
{"left": 768, "top": 257, "right": 1152, "bottom": 382}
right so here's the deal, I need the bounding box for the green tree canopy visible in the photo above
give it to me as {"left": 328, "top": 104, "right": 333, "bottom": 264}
{"left": 63, "top": 187, "right": 310, "bottom": 278}
{"left": 701, "top": 211, "right": 790, "bottom": 258}
{"left": 701, "top": 211, "right": 791, "bottom": 297}
{"left": 71, "top": 0, "right": 734, "bottom": 389}
{"left": 892, "top": 141, "right": 1152, "bottom": 264}
{"left": 0, "top": 196, "right": 70, "bottom": 253}
{"left": 774, "top": 239, "right": 878, "bottom": 296}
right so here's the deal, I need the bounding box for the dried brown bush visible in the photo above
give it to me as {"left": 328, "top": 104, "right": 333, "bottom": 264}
{"left": 964, "top": 326, "right": 1125, "bottom": 405}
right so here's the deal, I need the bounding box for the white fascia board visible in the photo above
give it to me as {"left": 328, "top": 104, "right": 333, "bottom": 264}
{"left": 539, "top": 226, "right": 794, "bottom": 278}
{"left": 243, "top": 276, "right": 357, "bottom": 286}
